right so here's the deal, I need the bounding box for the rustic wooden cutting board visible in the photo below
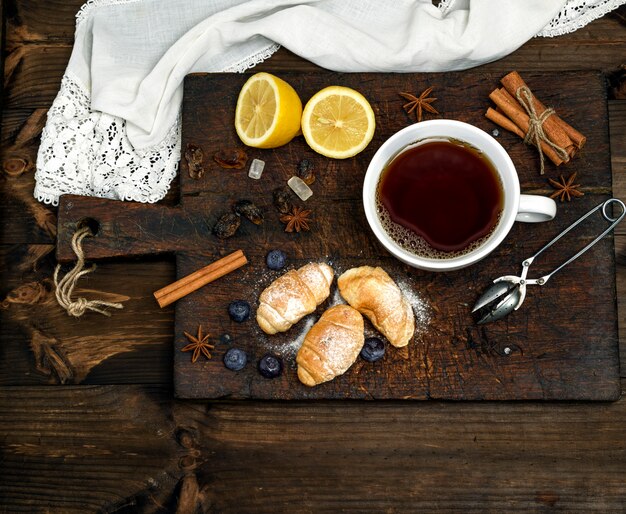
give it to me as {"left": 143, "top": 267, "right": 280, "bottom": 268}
{"left": 56, "top": 70, "right": 619, "bottom": 400}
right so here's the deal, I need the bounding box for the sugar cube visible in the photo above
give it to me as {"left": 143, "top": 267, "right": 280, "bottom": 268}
{"left": 287, "top": 176, "right": 313, "bottom": 201}
{"left": 248, "top": 159, "right": 265, "bottom": 179}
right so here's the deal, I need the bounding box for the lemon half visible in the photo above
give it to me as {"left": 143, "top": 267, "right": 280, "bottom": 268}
{"left": 301, "top": 86, "right": 376, "bottom": 159}
{"left": 235, "top": 72, "right": 302, "bottom": 149}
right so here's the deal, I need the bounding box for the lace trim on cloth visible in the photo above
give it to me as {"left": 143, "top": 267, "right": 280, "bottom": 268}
{"left": 76, "top": 0, "right": 142, "bottom": 26}
{"left": 224, "top": 43, "right": 281, "bottom": 73}
{"left": 438, "top": 0, "right": 625, "bottom": 37}
{"left": 34, "top": 42, "right": 280, "bottom": 206}
{"left": 35, "top": 72, "right": 181, "bottom": 205}
{"left": 536, "top": 0, "right": 625, "bottom": 37}
{"left": 437, "top": 0, "right": 456, "bottom": 17}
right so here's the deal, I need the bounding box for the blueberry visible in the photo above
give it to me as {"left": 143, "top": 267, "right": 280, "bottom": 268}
{"left": 219, "top": 333, "right": 233, "bottom": 345}
{"left": 223, "top": 347, "right": 247, "bottom": 371}
{"left": 228, "top": 300, "right": 250, "bottom": 322}
{"left": 258, "top": 353, "right": 283, "bottom": 378}
{"left": 360, "top": 337, "right": 386, "bottom": 362}
{"left": 266, "top": 250, "right": 287, "bottom": 270}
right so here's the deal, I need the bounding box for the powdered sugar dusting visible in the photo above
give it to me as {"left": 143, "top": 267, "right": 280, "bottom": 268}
{"left": 251, "top": 260, "right": 432, "bottom": 377}
{"left": 328, "top": 286, "right": 346, "bottom": 308}
{"left": 262, "top": 314, "right": 316, "bottom": 365}
{"left": 397, "top": 279, "right": 431, "bottom": 337}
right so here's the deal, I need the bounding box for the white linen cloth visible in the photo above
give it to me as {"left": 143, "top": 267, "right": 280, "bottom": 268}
{"left": 34, "top": 0, "right": 625, "bottom": 205}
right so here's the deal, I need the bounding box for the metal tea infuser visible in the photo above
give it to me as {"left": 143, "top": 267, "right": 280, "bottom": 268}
{"left": 472, "top": 198, "right": 626, "bottom": 324}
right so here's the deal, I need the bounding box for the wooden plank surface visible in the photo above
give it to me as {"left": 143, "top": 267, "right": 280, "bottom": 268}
{"left": 2, "top": 385, "right": 626, "bottom": 512}
{"left": 172, "top": 70, "right": 616, "bottom": 400}
{"left": 2, "top": 0, "right": 626, "bottom": 511}
{"left": 53, "top": 70, "right": 619, "bottom": 400}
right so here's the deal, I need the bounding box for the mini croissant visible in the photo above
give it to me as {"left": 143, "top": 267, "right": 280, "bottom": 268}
{"left": 257, "top": 262, "right": 334, "bottom": 335}
{"left": 297, "top": 304, "right": 365, "bottom": 387}
{"left": 338, "top": 266, "right": 414, "bottom": 347}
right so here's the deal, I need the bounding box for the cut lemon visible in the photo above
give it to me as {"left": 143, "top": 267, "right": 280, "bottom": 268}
{"left": 235, "top": 72, "right": 302, "bottom": 149}
{"left": 301, "top": 86, "right": 376, "bottom": 159}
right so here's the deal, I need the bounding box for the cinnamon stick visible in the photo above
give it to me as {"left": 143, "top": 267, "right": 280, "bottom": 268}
{"left": 501, "top": 71, "right": 585, "bottom": 150}
{"left": 486, "top": 108, "right": 525, "bottom": 138}
{"left": 488, "top": 89, "right": 569, "bottom": 166}
{"left": 485, "top": 108, "right": 566, "bottom": 166}
{"left": 153, "top": 250, "right": 247, "bottom": 308}
{"left": 498, "top": 88, "right": 518, "bottom": 107}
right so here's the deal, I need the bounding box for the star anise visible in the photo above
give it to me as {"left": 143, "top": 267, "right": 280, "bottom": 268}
{"left": 399, "top": 86, "right": 439, "bottom": 122}
{"left": 181, "top": 325, "right": 215, "bottom": 363}
{"left": 548, "top": 172, "right": 584, "bottom": 202}
{"left": 280, "top": 206, "right": 312, "bottom": 233}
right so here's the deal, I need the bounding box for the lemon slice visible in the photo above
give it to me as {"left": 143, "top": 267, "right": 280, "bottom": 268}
{"left": 235, "top": 72, "right": 302, "bottom": 149}
{"left": 301, "top": 86, "right": 376, "bottom": 159}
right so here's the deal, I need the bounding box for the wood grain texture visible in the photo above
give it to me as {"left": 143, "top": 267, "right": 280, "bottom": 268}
{"left": 0, "top": 244, "right": 175, "bottom": 385}
{"left": 1, "top": 107, "right": 57, "bottom": 244}
{"left": 3, "top": 385, "right": 626, "bottom": 512}
{"left": 54, "top": 71, "right": 619, "bottom": 400}
{"left": 190, "top": 398, "right": 626, "bottom": 512}
{"left": 2, "top": 1, "right": 626, "bottom": 511}
{"left": 0, "top": 385, "right": 183, "bottom": 513}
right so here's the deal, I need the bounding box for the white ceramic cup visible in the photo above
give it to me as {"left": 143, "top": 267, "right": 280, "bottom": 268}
{"left": 363, "top": 120, "right": 557, "bottom": 272}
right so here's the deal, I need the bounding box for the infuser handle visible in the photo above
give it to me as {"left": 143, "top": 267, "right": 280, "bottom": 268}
{"left": 523, "top": 199, "right": 626, "bottom": 285}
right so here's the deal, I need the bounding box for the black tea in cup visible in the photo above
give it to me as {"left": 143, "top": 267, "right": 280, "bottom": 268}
{"left": 376, "top": 138, "right": 504, "bottom": 259}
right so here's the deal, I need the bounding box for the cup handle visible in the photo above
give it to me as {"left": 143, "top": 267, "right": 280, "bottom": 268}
{"left": 516, "top": 194, "right": 557, "bottom": 223}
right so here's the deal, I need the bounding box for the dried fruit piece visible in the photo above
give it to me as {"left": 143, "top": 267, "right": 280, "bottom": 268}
{"left": 288, "top": 176, "right": 313, "bottom": 201}
{"left": 185, "top": 144, "right": 205, "bottom": 179}
{"left": 213, "top": 148, "right": 248, "bottom": 169}
{"left": 233, "top": 200, "right": 264, "bottom": 225}
{"left": 212, "top": 213, "right": 241, "bottom": 239}
{"left": 273, "top": 188, "right": 292, "bottom": 215}
{"left": 297, "top": 159, "right": 315, "bottom": 185}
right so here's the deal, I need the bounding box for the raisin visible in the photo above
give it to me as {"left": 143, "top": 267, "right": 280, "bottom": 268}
{"left": 233, "top": 200, "right": 264, "bottom": 225}
{"left": 212, "top": 213, "right": 240, "bottom": 239}
{"left": 272, "top": 188, "right": 292, "bottom": 215}
{"left": 185, "top": 144, "right": 205, "bottom": 179}
{"left": 297, "top": 158, "right": 315, "bottom": 185}
{"left": 213, "top": 148, "right": 248, "bottom": 169}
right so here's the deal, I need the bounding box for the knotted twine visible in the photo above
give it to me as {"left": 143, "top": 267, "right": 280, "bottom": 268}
{"left": 53, "top": 226, "right": 124, "bottom": 317}
{"left": 515, "top": 85, "right": 570, "bottom": 175}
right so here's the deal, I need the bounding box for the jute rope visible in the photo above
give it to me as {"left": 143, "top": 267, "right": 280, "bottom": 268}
{"left": 515, "top": 86, "right": 570, "bottom": 175}
{"left": 53, "top": 226, "right": 124, "bottom": 317}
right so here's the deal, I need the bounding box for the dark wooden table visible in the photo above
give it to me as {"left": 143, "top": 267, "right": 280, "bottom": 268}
{"left": 1, "top": 2, "right": 626, "bottom": 511}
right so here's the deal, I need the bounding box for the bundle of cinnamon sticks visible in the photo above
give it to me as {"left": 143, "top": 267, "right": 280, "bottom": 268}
{"left": 486, "top": 71, "right": 586, "bottom": 172}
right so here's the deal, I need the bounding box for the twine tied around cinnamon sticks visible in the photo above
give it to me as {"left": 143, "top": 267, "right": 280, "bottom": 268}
{"left": 515, "top": 86, "right": 570, "bottom": 175}
{"left": 486, "top": 71, "right": 586, "bottom": 175}
{"left": 53, "top": 225, "right": 124, "bottom": 317}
